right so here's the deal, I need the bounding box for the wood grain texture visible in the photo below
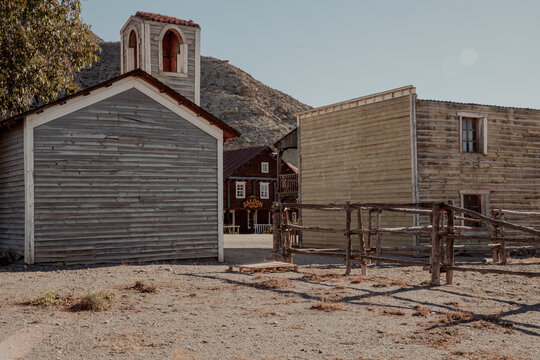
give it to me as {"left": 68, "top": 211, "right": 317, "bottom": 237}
{"left": 0, "top": 123, "right": 25, "bottom": 256}
{"left": 416, "top": 100, "right": 540, "bottom": 240}
{"left": 32, "top": 88, "right": 218, "bottom": 263}
{"left": 299, "top": 96, "right": 415, "bottom": 249}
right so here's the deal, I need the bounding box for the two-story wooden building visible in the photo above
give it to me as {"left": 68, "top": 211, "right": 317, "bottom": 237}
{"left": 223, "top": 146, "right": 297, "bottom": 234}
{"left": 298, "top": 86, "right": 539, "bottom": 249}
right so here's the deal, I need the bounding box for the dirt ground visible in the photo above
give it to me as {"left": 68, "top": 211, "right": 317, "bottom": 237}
{"left": 0, "top": 235, "right": 539, "bottom": 360}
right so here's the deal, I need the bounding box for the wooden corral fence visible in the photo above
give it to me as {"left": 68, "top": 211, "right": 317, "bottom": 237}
{"left": 271, "top": 202, "right": 540, "bottom": 286}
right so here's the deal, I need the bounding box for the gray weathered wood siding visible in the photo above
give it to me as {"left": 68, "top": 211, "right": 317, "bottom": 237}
{"left": 32, "top": 88, "right": 218, "bottom": 263}
{"left": 149, "top": 24, "right": 196, "bottom": 102}
{"left": 0, "top": 124, "right": 25, "bottom": 257}
{"left": 416, "top": 100, "right": 540, "bottom": 234}
{"left": 300, "top": 96, "right": 415, "bottom": 249}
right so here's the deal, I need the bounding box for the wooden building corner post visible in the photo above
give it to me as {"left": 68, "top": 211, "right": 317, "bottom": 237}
{"left": 445, "top": 205, "right": 455, "bottom": 285}
{"left": 282, "top": 207, "right": 292, "bottom": 263}
{"left": 345, "top": 201, "right": 352, "bottom": 276}
{"left": 357, "top": 206, "right": 367, "bottom": 276}
{"left": 430, "top": 204, "right": 442, "bottom": 286}
{"left": 271, "top": 202, "right": 282, "bottom": 261}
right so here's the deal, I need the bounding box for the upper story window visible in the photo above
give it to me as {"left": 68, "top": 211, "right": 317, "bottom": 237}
{"left": 260, "top": 182, "right": 269, "bottom": 199}
{"left": 459, "top": 113, "right": 487, "bottom": 154}
{"left": 162, "top": 29, "right": 185, "bottom": 73}
{"left": 261, "top": 162, "right": 269, "bottom": 173}
{"left": 127, "top": 30, "right": 138, "bottom": 71}
{"left": 236, "top": 182, "right": 246, "bottom": 199}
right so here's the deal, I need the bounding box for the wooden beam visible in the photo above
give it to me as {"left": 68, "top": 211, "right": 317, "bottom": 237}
{"left": 345, "top": 201, "right": 352, "bottom": 275}
{"left": 430, "top": 205, "right": 442, "bottom": 286}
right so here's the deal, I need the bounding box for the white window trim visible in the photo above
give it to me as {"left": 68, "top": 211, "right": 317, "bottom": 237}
{"left": 124, "top": 25, "right": 140, "bottom": 73}
{"left": 261, "top": 162, "right": 269, "bottom": 173}
{"left": 157, "top": 24, "right": 188, "bottom": 77}
{"left": 236, "top": 181, "right": 246, "bottom": 199}
{"left": 260, "top": 182, "right": 269, "bottom": 199}
{"left": 458, "top": 112, "right": 488, "bottom": 155}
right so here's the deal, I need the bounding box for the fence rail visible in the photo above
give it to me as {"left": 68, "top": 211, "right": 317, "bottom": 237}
{"left": 271, "top": 202, "right": 540, "bottom": 286}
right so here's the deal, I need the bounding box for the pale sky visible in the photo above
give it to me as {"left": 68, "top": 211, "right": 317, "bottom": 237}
{"left": 82, "top": 0, "right": 540, "bottom": 109}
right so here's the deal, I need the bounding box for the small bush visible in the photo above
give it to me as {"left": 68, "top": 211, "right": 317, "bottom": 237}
{"left": 26, "top": 291, "right": 63, "bottom": 307}
{"left": 132, "top": 280, "right": 158, "bottom": 293}
{"left": 382, "top": 309, "right": 405, "bottom": 316}
{"left": 255, "top": 279, "right": 291, "bottom": 290}
{"left": 413, "top": 306, "right": 431, "bottom": 317}
{"left": 71, "top": 291, "right": 115, "bottom": 312}
{"left": 310, "top": 297, "right": 344, "bottom": 311}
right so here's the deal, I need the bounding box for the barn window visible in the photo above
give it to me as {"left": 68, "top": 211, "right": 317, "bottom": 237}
{"left": 260, "top": 182, "right": 269, "bottom": 199}
{"left": 459, "top": 114, "right": 487, "bottom": 154}
{"left": 127, "top": 30, "right": 138, "bottom": 71}
{"left": 162, "top": 29, "right": 185, "bottom": 73}
{"left": 236, "top": 182, "right": 246, "bottom": 199}
{"left": 460, "top": 191, "right": 490, "bottom": 228}
{"left": 261, "top": 162, "right": 269, "bottom": 173}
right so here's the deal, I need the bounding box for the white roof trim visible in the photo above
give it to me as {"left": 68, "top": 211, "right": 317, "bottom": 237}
{"left": 297, "top": 85, "right": 416, "bottom": 120}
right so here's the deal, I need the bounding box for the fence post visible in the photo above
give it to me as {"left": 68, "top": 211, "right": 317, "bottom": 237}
{"left": 345, "top": 201, "right": 352, "bottom": 276}
{"left": 430, "top": 204, "right": 442, "bottom": 286}
{"left": 499, "top": 209, "right": 507, "bottom": 265}
{"left": 357, "top": 207, "right": 367, "bottom": 276}
{"left": 375, "top": 209, "right": 382, "bottom": 266}
{"left": 272, "top": 202, "right": 282, "bottom": 261}
{"left": 282, "top": 208, "right": 292, "bottom": 263}
{"left": 445, "top": 205, "right": 455, "bottom": 285}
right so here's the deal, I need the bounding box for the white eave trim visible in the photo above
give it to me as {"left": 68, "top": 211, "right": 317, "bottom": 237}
{"left": 297, "top": 85, "right": 416, "bottom": 120}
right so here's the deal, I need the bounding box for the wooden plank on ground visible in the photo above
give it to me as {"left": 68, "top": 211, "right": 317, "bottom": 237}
{"left": 228, "top": 261, "right": 298, "bottom": 274}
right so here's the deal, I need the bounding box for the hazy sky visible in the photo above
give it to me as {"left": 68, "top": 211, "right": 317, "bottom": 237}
{"left": 82, "top": 0, "right": 540, "bottom": 109}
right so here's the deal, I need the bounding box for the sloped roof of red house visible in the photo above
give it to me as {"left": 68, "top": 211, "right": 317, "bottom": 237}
{"left": 135, "top": 11, "right": 200, "bottom": 28}
{"left": 0, "top": 69, "right": 240, "bottom": 140}
{"left": 223, "top": 146, "right": 269, "bottom": 178}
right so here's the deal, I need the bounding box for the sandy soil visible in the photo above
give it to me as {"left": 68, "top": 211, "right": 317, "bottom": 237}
{"left": 0, "top": 235, "right": 538, "bottom": 360}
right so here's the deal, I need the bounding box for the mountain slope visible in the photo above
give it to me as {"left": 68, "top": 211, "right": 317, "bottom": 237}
{"left": 75, "top": 42, "right": 310, "bottom": 149}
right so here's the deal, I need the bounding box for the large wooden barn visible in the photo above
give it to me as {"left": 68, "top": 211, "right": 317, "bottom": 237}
{"left": 0, "top": 12, "right": 239, "bottom": 264}
{"left": 297, "top": 86, "right": 540, "bottom": 249}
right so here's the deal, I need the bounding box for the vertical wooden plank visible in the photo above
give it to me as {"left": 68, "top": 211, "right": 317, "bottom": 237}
{"left": 367, "top": 210, "right": 373, "bottom": 250}
{"left": 272, "top": 202, "right": 281, "bottom": 261}
{"left": 430, "top": 204, "right": 442, "bottom": 286}
{"left": 282, "top": 208, "right": 291, "bottom": 263}
{"left": 499, "top": 210, "right": 507, "bottom": 265}
{"left": 445, "top": 206, "right": 455, "bottom": 285}
{"left": 357, "top": 207, "right": 367, "bottom": 276}
{"left": 375, "top": 210, "right": 382, "bottom": 266}
{"left": 491, "top": 209, "right": 501, "bottom": 263}
{"left": 345, "top": 201, "right": 352, "bottom": 276}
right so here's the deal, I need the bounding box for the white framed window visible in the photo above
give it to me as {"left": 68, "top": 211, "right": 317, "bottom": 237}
{"left": 235, "top": 182, "right": 246, "bottom": 199}
{"left": 459, "top": 190, "right": 490, "bottom": 228}
{"left": 261, "top": 162, "right": 269, "bottom": 173}
{"left": 459, "top": 112, "right": 488, "bottom": 155}
{"left": 260, "top": 182, "right": 269, "bottom": 199}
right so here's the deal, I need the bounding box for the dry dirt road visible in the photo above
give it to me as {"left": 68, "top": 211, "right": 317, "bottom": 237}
{"left": 0, "top": 235, "right": 539, "bottom": 360}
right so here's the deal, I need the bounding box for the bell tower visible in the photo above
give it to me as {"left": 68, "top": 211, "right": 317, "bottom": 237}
{"left": 120, "top": 11, "right": 201, "bottom": 105}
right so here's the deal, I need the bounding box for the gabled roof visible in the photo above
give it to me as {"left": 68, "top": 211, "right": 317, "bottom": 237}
{"left": 223, "top": 146, "right": 269, "bottom": 178}
{"left": 135, "top": 11, "right": 200, "bottom": 28}
{"left": 0, "top": 69, "right": 240, "bottom": 139}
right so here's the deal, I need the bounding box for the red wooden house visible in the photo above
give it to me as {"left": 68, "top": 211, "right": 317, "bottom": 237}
{"left": 223, "top": 146, "right": 297, "bottom": 234}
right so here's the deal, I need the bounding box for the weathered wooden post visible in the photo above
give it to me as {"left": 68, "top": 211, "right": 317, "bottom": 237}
{"left": 491, "top": 209, "right": 501, "bottom": 263}
{"left": 430, "top": 204, "right": 442, "bottom": 286}
{"left": 357, "top": 207, "right": 367, "bottom": 276}
{"left": 498, "top": 209, "right": 507, "bottom": 265}
{"left": 367, "top": 210, "right": 373, "bottom": 250}
{"left": 282, "top": 208, "right": 292, "bottom": 263}
{"left": 272, "top": 202, "right": 282, "bottom": 261}
{"left": 375, "top": 209, "right": 382, "bottom": 266}
{"left": 445, "top": 205, "right": 455, "bottom": 285}
{"left": 345, "top": 201, "right": 352, "bottom": 276}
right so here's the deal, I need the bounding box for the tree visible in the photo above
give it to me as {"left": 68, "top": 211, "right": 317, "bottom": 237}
{"left": 0, "top": 0, "right": 99, "bottom": 118}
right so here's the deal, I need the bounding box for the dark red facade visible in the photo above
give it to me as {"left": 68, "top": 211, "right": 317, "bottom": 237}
{"left": 223, "top": 147, "right": 296, "bottom": 234}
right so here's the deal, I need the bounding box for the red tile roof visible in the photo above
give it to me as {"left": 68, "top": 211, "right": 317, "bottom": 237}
{"left": 0, "top": 69, "right": 240, "bottom": 140}
{"left": 223, "top": 146, "right": 269, "bottom": 178}
{"left": 135, "top": 11, "right": 200, "bottom": 28}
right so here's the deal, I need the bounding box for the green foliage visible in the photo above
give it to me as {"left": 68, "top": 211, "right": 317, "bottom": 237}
{"left": 27, "top": 291, "right": 63, "bottom": 307}
{"left": 72, "top": 291, "right": 115, "bottom": 312}
{"left": 0, "top": 0, "right": 99, "bottom": 117}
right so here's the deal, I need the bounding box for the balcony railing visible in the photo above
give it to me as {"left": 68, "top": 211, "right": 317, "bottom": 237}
{"left": 278, "top": 173, "right": 298, "bottom": 194}
{"left": 254, "top": 223, "right": 271, "bottom": 234}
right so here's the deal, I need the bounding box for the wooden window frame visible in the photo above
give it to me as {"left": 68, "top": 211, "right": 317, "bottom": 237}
{"left": 260, "top": 182, "right": 269, "bottom": 199}
{"left": 235, "top": 181, "right": 246, "bottom": 199}
{"left": 261, "top": 162, "right": 269, "bottom": 173}
{"left": 459, "top": 190, "right": 490, "bottom": 229}
{"left": 458, "top": 112, "right": 488, "bottom": 155}
{"left": 158, "top": 25, "right": 188, "bottom": 77}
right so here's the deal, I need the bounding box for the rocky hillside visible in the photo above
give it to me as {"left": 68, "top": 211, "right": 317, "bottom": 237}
{"left": 76, "top": 41, "right": 310, "bottom": 150}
